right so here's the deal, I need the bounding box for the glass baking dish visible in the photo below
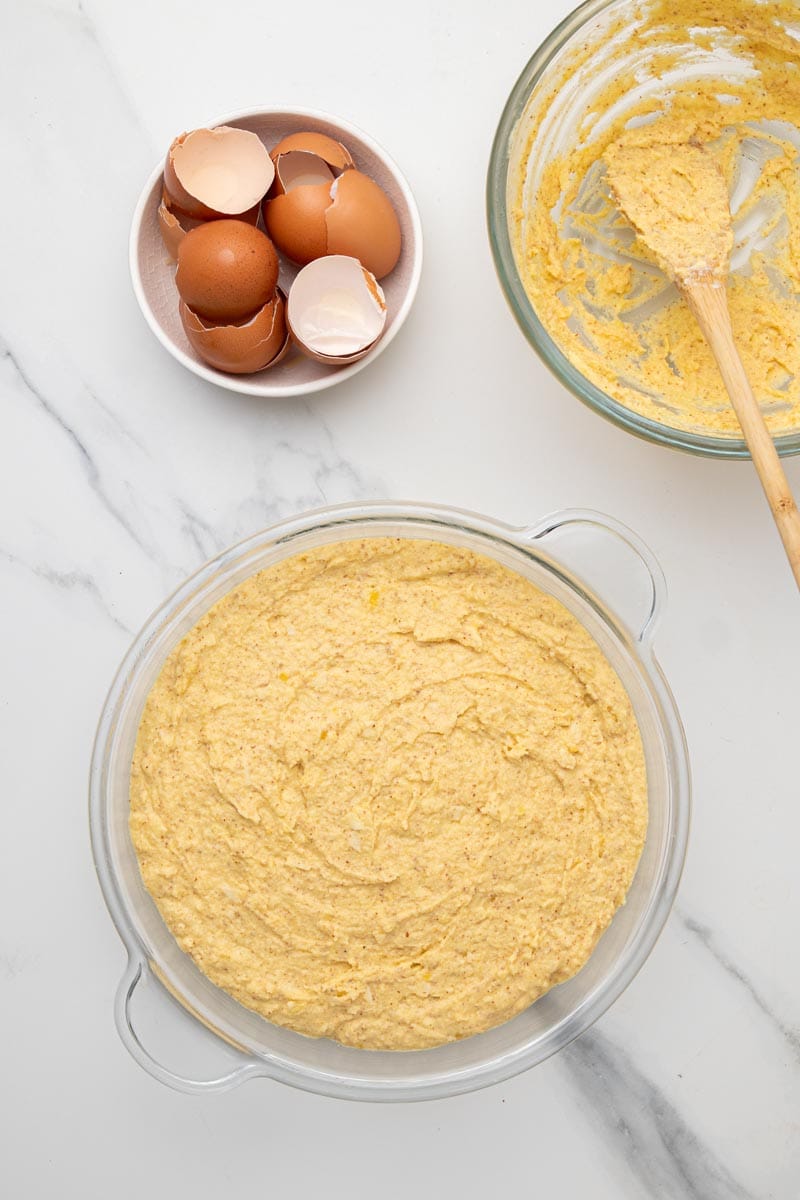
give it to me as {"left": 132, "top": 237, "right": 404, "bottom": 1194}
{"left": 89, "top": 501, "right": 690, "bottom": 1101}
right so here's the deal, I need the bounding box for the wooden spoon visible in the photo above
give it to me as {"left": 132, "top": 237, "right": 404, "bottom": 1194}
{"left": 605, "top": 141, "right": 800, "bottom": 589}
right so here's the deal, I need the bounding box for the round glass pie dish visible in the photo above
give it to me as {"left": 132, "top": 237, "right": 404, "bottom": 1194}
{"left": 487, "top": 0, "right": 800, "bottom": 459}
{"left": 89, "top": 501, "right": 690, "bottom": 1101}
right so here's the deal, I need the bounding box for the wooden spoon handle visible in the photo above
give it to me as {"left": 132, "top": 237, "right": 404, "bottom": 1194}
{"left": 685, "top": 280, "right": 800, "bottom": 590}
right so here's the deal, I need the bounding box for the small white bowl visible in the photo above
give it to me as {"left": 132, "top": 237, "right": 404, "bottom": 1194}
{"left": 130, "top": 107, "right": 423, "bottom": 398}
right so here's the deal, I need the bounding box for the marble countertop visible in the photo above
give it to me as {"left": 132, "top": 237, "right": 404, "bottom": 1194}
{"left": 2, "top": 1, "right": 798, "bottom": 1195}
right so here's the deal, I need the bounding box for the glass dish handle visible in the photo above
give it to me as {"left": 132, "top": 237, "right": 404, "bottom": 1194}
{"left": 116, "top": 956, "right": 262, "bottom": 1095}
{"left": 522, "top": 508, "right": 666, "bottom": 645}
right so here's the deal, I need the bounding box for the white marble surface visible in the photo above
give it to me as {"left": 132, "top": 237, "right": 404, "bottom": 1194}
{"left": 2, "top": 1, "right": 799, "bottom": 1195}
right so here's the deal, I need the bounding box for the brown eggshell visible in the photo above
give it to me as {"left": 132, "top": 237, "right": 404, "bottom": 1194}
{"left": 270, "top": 152, "right": 335, "bottom": 199}
{"left": 158, "top": 198, "right": 193, "bottom": 260}
{"left": 269, "top": 131, "right": 354, "bottom": 172}
{"left": 164, "top": 134, "right": 218, "bottom": 218}
{"left": 325, "top": 170, "right": 402, "bottom": 279}
{"left": 164, "top": 126, "right": 274, "bottom": 219}
{"left": 287, "top": 255, "right": 386, "bottom": 366}
{"left": 176, "top": 219, "right": 279, "bottom": 323}
{"left": 162, "top": 180, "right": 261, "bottom": 226}
{"left": 263, "top": 184, "right": 330, "bottom": 265}
{"left": 180, "top": 291, "right": 288, "bottom": 374}
{"left": 287, "top": 337, "right": 376, "bottom": 367}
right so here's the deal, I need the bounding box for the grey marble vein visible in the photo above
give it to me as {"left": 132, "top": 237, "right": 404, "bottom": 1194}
{"left": 304, "top": 406, "right": 381, "bottom": 504}
{"left": 174, "top": 498, "right": 226, "bottom": 562}
{"left": 275, "top": 434, "right": 376, "bottom": 506}
{"left": 563, "top": 1029, "right": 755, "bottom": 1200}
{"left": 314, "top": 449, "right": 371, "bottom": 505}
{"left": 679, "top": 910, "right": 800, "bottom": 1064}
{"left": 0, "top": 548, "right": 130, "bottom": 634}
{"left": 83, "top": 379, "right": 151, "bottom": 458}
{"left": 233, "top": 416, "right": 386, "bottom": 539}
{"left": 0, "top": 340, "right": 168, "bottom": 570}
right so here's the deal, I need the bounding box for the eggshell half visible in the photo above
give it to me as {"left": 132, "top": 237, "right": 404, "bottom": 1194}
{"left": 287, "top": 255, "right": 386, "bottom": 365}
{"left": 270, "top": 131, "right": 354, "bottom": 171}
{"left": 326, "top": 170, "right": 401, "bottom": 279}
{"left": 176, "top": 219, "right": 279, "bottom": 323}
{"left": 180, "top": 291, "right": 288, "bottom": 374}
{"left": 263, "top": 184, "right": 330, "bottom": 265}
{"left": 164, "top": 126, "right": 275, "bottom": 219}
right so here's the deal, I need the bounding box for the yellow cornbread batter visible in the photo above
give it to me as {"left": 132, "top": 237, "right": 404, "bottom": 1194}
{"left": 515, "top": 0, "right": 800, "bottom": 438}
{"left": 130, "top": 538, "right": 647, "bottom": 1050}
{"left": 604, "top": 142, "right": 734, "bottom": 282}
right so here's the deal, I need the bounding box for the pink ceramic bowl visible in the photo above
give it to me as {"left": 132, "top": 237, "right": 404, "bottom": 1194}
{"left": 130, "top": 107, "right": 423, "bottom": 397}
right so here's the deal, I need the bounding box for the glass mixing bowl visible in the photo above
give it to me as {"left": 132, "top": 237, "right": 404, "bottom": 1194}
{"left": 487, "top": 0, "right": 800, "bottom": 459}
{"left": 89, "top": 501, "right": 690, "bottom": 1101}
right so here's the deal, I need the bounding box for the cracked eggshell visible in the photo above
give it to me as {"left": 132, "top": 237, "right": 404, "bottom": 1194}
{"left": 269, "top": 131, "right": 354, "bottom": 172}
{"left": 287, "top": 255, "right": 386, "bottom": 365}
{"left": 263, "top": 164, "right": 401, "bottom": 278}
{"left": 164, "top": 126, "right": 275, "bottom": 219}
{"left": 326, "top": 170, "right": 402, "bottom": 279}
{"left": 263, "top": 181, "right": 331, "bottom": 265}
{"left": 162, "top": 181, "right": 260, "bottom": 226}
{"left": 180, "top": 290, "right": 288, "bottom": 374}
{"left": 158, "top": 195, "right": 196, "bottom": 260}
{"left": 271, "top": 151, "right": 335, "bottom": 197}
{"left": 158, "top": 186, "right": 259, "bottom": 261}
{"left": 176, "top": 219, "right": 279, "bottom": 323}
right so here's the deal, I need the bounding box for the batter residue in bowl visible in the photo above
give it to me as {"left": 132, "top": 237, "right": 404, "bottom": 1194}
{"left": 515, "top": 0, "right": 800, "bottom": 438}
{"left": 130, "top": 538, "right": 646, "bottom": 1050}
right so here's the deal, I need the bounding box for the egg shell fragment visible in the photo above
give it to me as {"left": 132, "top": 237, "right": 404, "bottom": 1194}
{"left": 287, "top": 254, "right": 386, "bottom": 365}
{"left": 273, "top": 152, "right": 335, "bottom": 196}
{"left": 164, "top": 126, "right": 275, "bottom": 219}
{"left": 157, "top": 188, "right": 259, "bottom": 260}
{"left": 163, "top": 180, "right": 262, "bottom": 226}
{"left": 326, "top": 170, "right": 402, "bottom": 279}
{"left": 158, "top": 196, "right": 197, "bottom": 260}
{"left": 269, "top": 131, "right": 354, "bottom": 172}
{"left": 180, "top": 291, "right": 288, "bottom": 374}
{"left": 176, "top": 219, "right": 279, "bottom": 323}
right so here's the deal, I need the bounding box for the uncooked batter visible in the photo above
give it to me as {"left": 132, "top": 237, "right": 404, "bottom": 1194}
{"left": 130, "top": 538, "right": 647, "bottom": 1050}
{"left": 515, "top": 0, "right": 800, "bottom": 438}
{"left": 604, "top": 142, "right": 734, "bottom": 283}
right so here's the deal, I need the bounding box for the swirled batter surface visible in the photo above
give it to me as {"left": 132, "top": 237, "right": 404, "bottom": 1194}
{"left": 130, "top": 538, "right": 647, "bottom": 1049}
{"left": 515, "top": 0, "right": 800, "bottom": 438}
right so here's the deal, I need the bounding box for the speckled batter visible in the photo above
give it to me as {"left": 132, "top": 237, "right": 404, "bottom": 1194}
{"left": 515, "top": 0, "right": 800, "bottom": 438}
{"left": 604, "top": 141, "right": 733, "bottom": 282}
{"left": 129, "top": 538, "right": 647, "bottom": 1050}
